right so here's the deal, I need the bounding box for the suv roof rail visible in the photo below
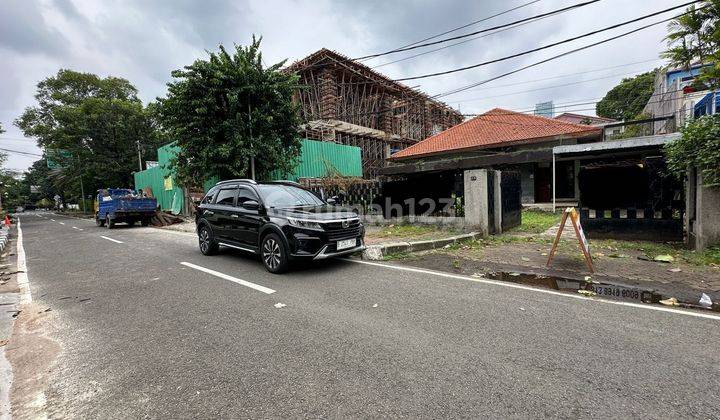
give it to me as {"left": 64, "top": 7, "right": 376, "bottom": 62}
{"left": 265, "top": 180, "right": 302, "bottom": 187}
{"left": 215, "top": 178, "right": 257, "bottom": 186}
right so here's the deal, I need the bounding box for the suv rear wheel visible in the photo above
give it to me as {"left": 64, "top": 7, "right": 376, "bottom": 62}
{"left": 198, "top": 225, "right": 219, "bottom": 255}
{"left": 261, "top": 233, "right": 288, "bottom": 274}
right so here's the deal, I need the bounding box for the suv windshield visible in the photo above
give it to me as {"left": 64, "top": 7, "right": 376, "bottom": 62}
{"left": 257, "top": 184, "right": 325, "bottom": 208}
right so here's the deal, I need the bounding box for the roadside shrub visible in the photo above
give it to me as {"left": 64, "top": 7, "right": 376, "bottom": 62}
{"left": 665, "top": 114, "right": 720, "bottom": 187}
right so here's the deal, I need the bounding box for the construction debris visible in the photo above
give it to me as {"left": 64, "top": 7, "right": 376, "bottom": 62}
{"left": 151, "top": 211, "right": 185, "bottom": 227}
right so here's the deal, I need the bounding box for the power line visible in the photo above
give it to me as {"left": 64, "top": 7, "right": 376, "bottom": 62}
{"left": 446, "top": 58, "right": 662, "bottom": 94}
{"left": 364, "top": 0, "right": 543, "bottom": 63}
{"left": 0, "top": 147, "right": 43, "bottom": 158}
{"left": 0, "top": 137, "right": 38, "bottom": 143}
{"left": 371, "top": 3, "right": 553, "bottom": 68}
{"left": 353, "top": 0, "right": 602, "bottom": 61}
{"left": 451, "top": 68, "right": 655, "bottom": 103}
{"left": 432, "top": 6, "right": 704, "bottom": 99}
{"left": 396, "top": 1, "right": 701, "bottom": 82}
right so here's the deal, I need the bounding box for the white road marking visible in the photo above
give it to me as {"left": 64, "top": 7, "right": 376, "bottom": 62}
{"left": 16, "top": 218, "right": 32, "bottom": 304}
{"left": 72, "top": 227, "right": 83, "bottom": 231}
{"left": 180, "top": 261, "right": 276, "bottom": 294}
{"left": 348, "top": 259, "right": 720, "bottom": 321}
{"left": 58, "top": 222, "right": 65, "bottom": 225}
{"left": 50, "top": 219, "right": 55, "bottom": 222}
{"left": 100, "top": 236, "right": 123, "bottom": 244}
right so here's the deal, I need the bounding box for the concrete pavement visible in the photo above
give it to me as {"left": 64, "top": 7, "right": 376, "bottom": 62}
{"left": 7, "top": 211, "right": 720, "bottom": 418}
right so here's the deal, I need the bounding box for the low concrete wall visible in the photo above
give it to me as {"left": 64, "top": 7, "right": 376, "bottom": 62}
{"left": 362, "top": 232, "right": 481, "bottom": 260}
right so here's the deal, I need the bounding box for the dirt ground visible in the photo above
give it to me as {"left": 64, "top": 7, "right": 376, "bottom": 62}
{"left": 388, "top": 231, "right": 720, "bottom": 305}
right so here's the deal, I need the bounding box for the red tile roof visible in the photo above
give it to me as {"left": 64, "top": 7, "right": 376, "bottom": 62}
{"left": 390, "top": 108, "right": 602, "bottom": 160}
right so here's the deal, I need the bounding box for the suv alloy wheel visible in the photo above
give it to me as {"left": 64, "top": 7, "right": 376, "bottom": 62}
{"left": 261, "top": 233, "right": 288, "bottom": 274}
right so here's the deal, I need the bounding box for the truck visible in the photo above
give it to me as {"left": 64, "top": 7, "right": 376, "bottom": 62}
{"left": 95, "top": 188, "right": 157, "bottom": 228}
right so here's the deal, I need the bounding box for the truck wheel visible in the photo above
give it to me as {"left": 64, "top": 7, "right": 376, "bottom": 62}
{"left": 141, "top": 219, "right": 149, "bottom": 227}
{"left": 198, "top": 225, "right": 218, "bottom": 255}
{"left": 96, "top": 214, "right": 105, "bottom": 227}
{"left": 106, "top": 215, "right": 115, "bottom": 229}
{"left": 127, "top": 220, "right": 135, "bottom": 227}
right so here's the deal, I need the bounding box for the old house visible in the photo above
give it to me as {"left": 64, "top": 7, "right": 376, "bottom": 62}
{"left": 285, "top": 49, "right": 463, "bottom": 177}
{"left": 382, "top": 108, "right": 602, "bottom": 205}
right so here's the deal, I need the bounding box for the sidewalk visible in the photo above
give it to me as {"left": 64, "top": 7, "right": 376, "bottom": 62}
{"left": 0, "top": 230, "right": 18, "bottom": 418}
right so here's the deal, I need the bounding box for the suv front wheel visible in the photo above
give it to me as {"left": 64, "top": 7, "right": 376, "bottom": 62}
{"left": 261, "top": 233, "right": 288, "bottom": 274}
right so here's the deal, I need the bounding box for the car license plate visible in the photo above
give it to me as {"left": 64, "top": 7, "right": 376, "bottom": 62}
{"left": 337, "top": 238, "right": 356, "bottom": 250}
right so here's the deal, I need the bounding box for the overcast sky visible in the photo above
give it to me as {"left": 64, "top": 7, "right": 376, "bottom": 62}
{"left": 1, "top": 0, "right": 681, "bottom": 172}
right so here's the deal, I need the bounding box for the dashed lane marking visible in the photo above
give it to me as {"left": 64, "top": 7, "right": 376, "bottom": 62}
{"left": 100, "top": 236, "right": 123, "bottom": 244}
{"left": 72, "top": 227, "right": 83, "bottom": 231}
{"left": 180, "top": 261, "right": 276, "bottom": 294}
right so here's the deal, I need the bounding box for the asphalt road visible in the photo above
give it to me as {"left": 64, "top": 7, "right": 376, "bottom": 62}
{"left": 16, "top": 212, "right": 720, "bottom": 418}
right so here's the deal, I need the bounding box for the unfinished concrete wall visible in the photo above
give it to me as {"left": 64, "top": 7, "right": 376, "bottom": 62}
{"left": 464, "top": 169, "right": 489, "bottom": 236}
{"left": 694, "top": 172, "right": 720, "bottom": 250}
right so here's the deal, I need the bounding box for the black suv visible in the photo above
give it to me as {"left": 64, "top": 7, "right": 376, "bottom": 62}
{"left": 195, "top": 179, "right": 365, "bottom": 273}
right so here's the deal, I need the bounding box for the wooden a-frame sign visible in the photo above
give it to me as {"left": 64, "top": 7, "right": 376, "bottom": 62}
{"left": 546, "top": 207, "right": 594, "bottom": 273}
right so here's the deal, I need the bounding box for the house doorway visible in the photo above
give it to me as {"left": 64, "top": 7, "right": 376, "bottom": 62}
{"left": 534, "top": 163, "right": 552, "bottom": 203}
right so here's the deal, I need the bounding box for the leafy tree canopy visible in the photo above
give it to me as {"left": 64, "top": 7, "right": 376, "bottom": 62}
{"left": 156, "top": 37, "right": 303, "bottom": 187}
{"left": 666, "top": 113, "right": 720, "bottom": 187}
{"left": 14, "top": 69, "right": 165, "bottom": 198}
{"left": 596, "top": 71, "right": 657, "bottom": 121}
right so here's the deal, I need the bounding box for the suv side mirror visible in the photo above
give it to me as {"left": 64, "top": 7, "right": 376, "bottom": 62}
{"left": 326, "top": 197, "right": 336, "bottom": 205}
{"left": 241, "top": 200, "right": 260, "bottom": 211}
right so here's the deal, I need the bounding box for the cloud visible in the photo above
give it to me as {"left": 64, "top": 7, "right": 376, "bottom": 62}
{"left": 0, "top": 0, "right": 70, "bottom": 56}
{"left": 1, "top": 0, "right": 680, "bottom": 171}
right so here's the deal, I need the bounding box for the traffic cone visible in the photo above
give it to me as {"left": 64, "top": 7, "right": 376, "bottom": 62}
{"left": 4, "top": 215, "right": 11, "bottom": 227}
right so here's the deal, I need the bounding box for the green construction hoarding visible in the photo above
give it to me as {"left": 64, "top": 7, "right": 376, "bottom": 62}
{"left": 134, "top": 139, "right": 362, "bottom": 213}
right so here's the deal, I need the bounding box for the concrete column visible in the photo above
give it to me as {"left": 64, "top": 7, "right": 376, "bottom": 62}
{"left": 464, "top": 169, "right": 489, "bottom": 236}
{"left": 573, "top": 160, "right": 581, "bottom": 201}
{"left": 493, "top": 170, "right": 502, "bottom": 234}
{"left": 695, "top": 171, "right": 720, "bottom": 250}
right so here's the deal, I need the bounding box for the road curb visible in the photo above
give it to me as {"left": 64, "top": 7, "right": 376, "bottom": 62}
{"left": 362, "top": 232, "right": 480, "bottom": 260}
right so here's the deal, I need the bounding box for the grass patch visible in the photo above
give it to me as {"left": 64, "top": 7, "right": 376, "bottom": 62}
{"left": 512, "top": 210, "right": 559, "bottom": 234}
{"left": 383, "top": 251, "right": 413, "bottom": 261}
{"left": 373, "top": 224, "right": 438, "bottom": 238}
{"left": 443, "top": 234, "right": 552, "bottom": 251}
{"left": 593, "top": 239, "right": 720, "bottom": 267}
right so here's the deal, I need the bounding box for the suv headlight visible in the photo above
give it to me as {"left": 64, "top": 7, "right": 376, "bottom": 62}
{"left": 287, "top": 217, "right": 323, "bottom": 231}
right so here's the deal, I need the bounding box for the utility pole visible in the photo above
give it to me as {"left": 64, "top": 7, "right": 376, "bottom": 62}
{"left": 79, "top": 175, "right": 86, "bottom": 213}
{"left": 248, "top": 103, "right": 255, "bottom": 180}
{"left": 136, "top": 139, "right": 143, "bottom": 172}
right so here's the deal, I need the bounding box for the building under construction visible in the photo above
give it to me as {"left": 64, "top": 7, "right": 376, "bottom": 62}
{"left": 285, "top": 48, "right": 463, "bottom": 177}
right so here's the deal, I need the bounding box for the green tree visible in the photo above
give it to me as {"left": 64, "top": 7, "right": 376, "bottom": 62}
{"left": 596, "top": 71, "right": 657, "bottom": 121}
{"left": 666, "top": 114, "right": 720, "bottom": 187}
{"left": 662, "top": 2, "right": 720, "bottom": 88}
{"left": 15, "top": 69, "right": 165, "bottom": 199}
{"left": 157, "top": 38, "right": 303, "bottom": 186}
{"left": 21, "top": 158, "right": 58, "bottom": 202}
